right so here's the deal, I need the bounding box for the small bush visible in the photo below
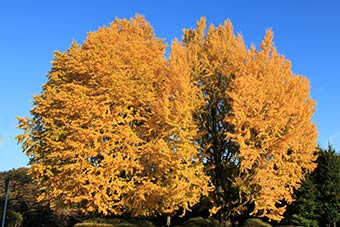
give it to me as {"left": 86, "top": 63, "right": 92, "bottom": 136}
{"left": 74, "top": 218, "right": 155, "bottom": 227}
{"left": 116, "top": 219, "right": 154, "bottom": 227}
{"left": 276, "top": 225, "right": 302, "bottom": 227}
{"left": 243, "top": 218, "right": 272, "bottom": 227}
{"left": 179, "top": 217, "right": 226, "bottom": 227}
{"left": 81, "top": 217, "right": 121, "bottom": 224}
{"left": 74, "top": 223, "right": 112, "bottom": 227}
{"left": 6, "top": 211, "right": 23, "bottom": 227}
{"left": 114, "top": 224, "right": 137, "bottom": 227}
{"left": 291, "top": 214, "right": 318, "bottom": 227}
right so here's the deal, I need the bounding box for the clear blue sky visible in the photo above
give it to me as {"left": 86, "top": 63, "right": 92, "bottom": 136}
{"left": 1, "top": 1, "right": 339, "bottom": 171}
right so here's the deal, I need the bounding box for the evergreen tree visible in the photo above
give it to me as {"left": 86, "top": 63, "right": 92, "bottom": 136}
{"left": 315, "top": 144, "right": 340, "bottom": 226}
{"left": 283, "top": 174, "right": 320, "bottom": 226}
{"left": 283, "top": 145, "right": 339, "bottom": 227}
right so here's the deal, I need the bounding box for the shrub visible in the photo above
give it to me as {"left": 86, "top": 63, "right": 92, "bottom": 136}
{"left": 6, "top": 210, "right": 23, "bottom": 227}
{"left": 81, "top": 217, "right": 120, "bottom": 224}
{"left": 74, "top": 223, "right": 113, "bottom": 227}
{"left": 179, "top": 216, "right": 227, "bottom": 227}
{"left": 74, "top": 218, "right": 155, "bottom": 227}
{"left": 243, "top": 218, "right": 272, "bottom": 227}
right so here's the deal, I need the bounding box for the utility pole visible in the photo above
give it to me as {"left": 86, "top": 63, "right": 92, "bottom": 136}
{"left": 166, "top": 215, "right": 171, "bottom": 227}
{"left": 1, "top": 178, "right": 10, "bottom": 227}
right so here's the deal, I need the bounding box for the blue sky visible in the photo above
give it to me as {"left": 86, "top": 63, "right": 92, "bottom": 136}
{"left": 1, "top": 1, "right": 339, "bottom": 171}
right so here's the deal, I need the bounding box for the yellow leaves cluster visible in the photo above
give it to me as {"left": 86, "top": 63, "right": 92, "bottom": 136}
{"left": 17, "top": 16, "right": 211, "bottom": 217}
{"left": 227, "top": 30, "right": 317, "bottom": 220}
{"left": 183, "top": 19, "right": 317, "bottom": 221}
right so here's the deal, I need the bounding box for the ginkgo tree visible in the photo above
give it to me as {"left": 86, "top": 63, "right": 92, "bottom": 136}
{"left": 17, "top": 15, "right": 318, "bottom": 223}
{"left": 17, "top": 16, "right": 211, "bottom": 218}
{"left": 182, "top": 18, "right": 318, "bottom": 221}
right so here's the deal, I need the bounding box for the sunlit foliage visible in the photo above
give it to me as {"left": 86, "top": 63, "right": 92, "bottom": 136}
{"left": 17, "top": 16, "right": 211, "bottom": 217}
{"left": 183, "top": 18, "right": 317, "bottom": 221}
{"left": 17, "top": 15, "right": 317, "bottom": 222}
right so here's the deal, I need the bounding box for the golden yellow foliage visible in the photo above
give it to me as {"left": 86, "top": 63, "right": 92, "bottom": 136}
{"left": 17, "top": 15, "right": 317, "bottom": 222}
{"left": 227, "top": 30, "right": 317, "bottom": 220}
{"left": 183, "top": 18, "right": 249, "bottom": 218}
{"left": 183, "top": 18, "right": 317, "bottom": 221}
{"left": 17, "top": 16, "right": 211, "bottom": 217}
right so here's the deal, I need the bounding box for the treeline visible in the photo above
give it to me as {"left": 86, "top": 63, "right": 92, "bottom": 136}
{"left": 1, "top": 145, "right": 338, "bottom": 226}
{"left": 0, "top": 168, "right": 79, "bottom": 227}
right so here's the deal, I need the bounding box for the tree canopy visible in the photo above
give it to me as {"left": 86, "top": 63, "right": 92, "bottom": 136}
{"left": 17, "top": 15, "right": 318, "bottom": 223}
{"left": 17, "top": 15, "right": 211, "bottom": 218}
{"left": 182, "top": 18, "right": 317, "bottom": 221}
